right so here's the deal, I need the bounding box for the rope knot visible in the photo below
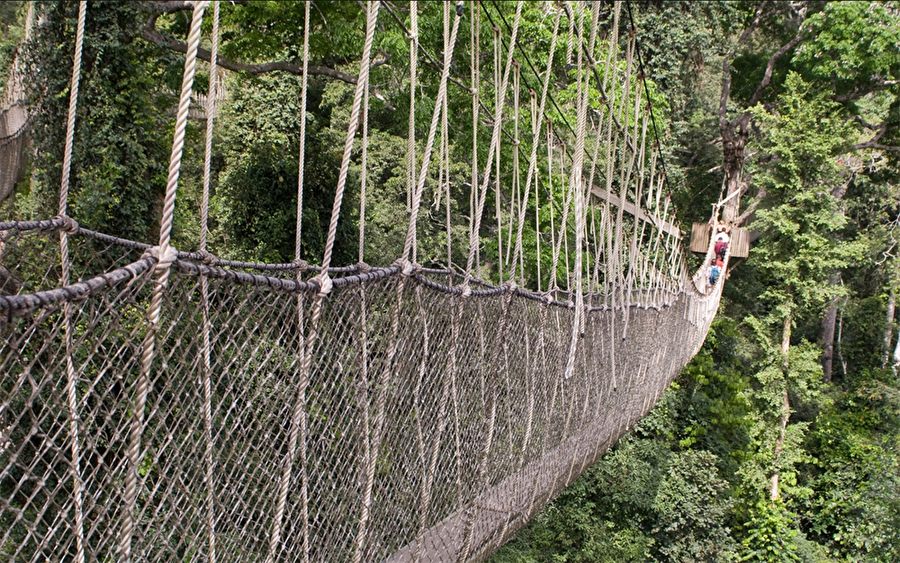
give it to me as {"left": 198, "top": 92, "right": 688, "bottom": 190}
{"left": 292, "top": 259, "right": 309, "bottom": 272}
{"left": 506, "top": 281, "right": 518, "bottom": 293}
{"left": 461, "top": 283, "right": 472, "bottom": 298}
{"left": 144, "top": 244, "right": 178, "bottom": 270}
{"left": 315, "top": 273, "right": 333, "bottom": 296}
{"left": 196, "top": 249, "right": 217, "bottom": 266}
{"left": 393, "top": 258, "right": 415, "bottom": 277}
{"left": 53, "top": 215, "right": 79, "bottom": 234}
{"left": 356, "top": 261, "right": 371, "bottom": 274}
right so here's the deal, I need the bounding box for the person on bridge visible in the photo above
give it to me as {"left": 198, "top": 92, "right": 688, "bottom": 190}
{"left": 714, "top": 222, "right": 730, "bottom": 260}
{"left": 708, "top": 257, "right": 723, "bottom": 286}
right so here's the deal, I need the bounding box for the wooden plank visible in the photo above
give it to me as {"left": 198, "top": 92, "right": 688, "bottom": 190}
{"left": 691, "top": 222, "right": 751, "bottom": 257}
{"left": 730, "top": 227, "right": 750, "bottom": 258}
{"left": 690, "top": 223, "right": 710, "bottom": 254}
{"left": 590, "top": 185, "right": 682, "bottom": 240}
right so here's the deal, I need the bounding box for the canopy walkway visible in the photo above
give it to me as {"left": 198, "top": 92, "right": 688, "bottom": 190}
{"left": 0, "top": 2, "right": 728, "bottom": 562}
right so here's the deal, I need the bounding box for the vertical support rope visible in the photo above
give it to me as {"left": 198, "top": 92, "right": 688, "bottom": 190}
{"left": 319, "top": 1, "right": 379, "bottom": 274}
{"left": 359, "top": 78, "right": 370, "bottom": 264}
{"left": 563, "top": 0, "right": 590, "bottom": 380}
{"left": 442, "top": 3, "right": 452, "bottom": 275}
{"left": 493, "top": 23, "right": 503, "bottom": 283}
{"left": 198, "top": 3, "right": 221, "bottom": 561}
{"left": 406, "top": 2, "right": 418, "bottom": 217}
{"left": 402, "top": 2, "right": 464, "bottom": 264}
{"left": 119, "top": 4, "right": 208, "bottom": 561}
{"left": 509, "top": 9, "right": 561, "bottom": 282}
{"left": 271, "top": 5, "right": 379, "bottom": 562}
{"left": 58, "top": 4, "right": 87, "bottom": 562}
{"left": 470, "top": 3, "right": 480, "bottom": 278}
{"left": 289, "top": 5, "right": 312, "bottom": 562}
{"left": 57, "top": 0, "right": 85, "bottom": 219}
{"left": 464, "top": 1, "right": 523, "bottom": 285}
{"left": 351, "top": 11, "right": 372, "bottom": 560}
{"left": 295, "top": 0, "right": 311, "bottom": 261}
{"left": 199, "top": 3, "right": 219, "bottom": 562}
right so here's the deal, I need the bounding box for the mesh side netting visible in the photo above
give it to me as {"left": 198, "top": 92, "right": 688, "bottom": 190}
{"left": 1, "top": 226, "right": 719, "bottom": 563}
{"left": 0, "top": 103, "right": 29, "bottom": 205}
{"left": 0, "top": 224, "right": 147, "bottom": 297}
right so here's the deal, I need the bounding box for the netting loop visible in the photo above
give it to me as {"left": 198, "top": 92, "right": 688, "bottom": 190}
{"left": 143, "top": 244, "right": 179, "bottom": 270}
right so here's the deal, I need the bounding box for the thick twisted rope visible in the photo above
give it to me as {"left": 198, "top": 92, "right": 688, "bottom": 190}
{"left": 289, "top": 10, "right": 313, "bottom": 556}
{"left": 119, "top": 4, "right": 208, "bottom": 560}
{"left": 318, "top": 2, "right": 378, "bottom": 274}
{"left": 470, "top": 3, "right": 481, "bottom": 278}
{"left": 58, "top": 4, "right": 87, "bottom": 562}
{"left": 563, "top": 1, "right": 591, "bottom": 380}
{"left": 295, "top": 1, "right": 311, "bottom": 262}
{"left": 493, "top": 23, "right": 504, "bottom": 282}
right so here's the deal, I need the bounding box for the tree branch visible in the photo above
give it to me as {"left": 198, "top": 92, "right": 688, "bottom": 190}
{"left": 736, "top": 189, "right": 765, "bottom": 226}
{"left": 719, "top": 1, "right": 769, "bottom": 129}
{"left": 834, "top": 79, "right": 898, "bottom": 102}
{"left": 142, "top": 24, "right": 361, "bottom": 83}
{"left": 853, "top": 141, "right": 900, "bottom": 152}
{"left": 747, "top": 34, "right": 802, "bottom": 107}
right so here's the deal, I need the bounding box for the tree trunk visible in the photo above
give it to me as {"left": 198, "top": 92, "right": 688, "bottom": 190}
{"left": 883, "top": 291, "right": 896, "bottom": 368}
{"left": 893, "top": 319, "right": 900, "bottom": 377}
{"left": 821, "top": 297, "right": 838, "bottom": 383}
{"left": 720, "top": 122, "right": 746, "bottom": 225}
{"left": 771, "top": 314, "right": 791, "bottom": 502}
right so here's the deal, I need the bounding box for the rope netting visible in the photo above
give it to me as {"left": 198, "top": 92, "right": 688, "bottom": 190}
{"left": 0, "top": 3, "right": 33, "bottom": 206}
{"left": 1, "top": 2, "right": 727, "bottom": 562}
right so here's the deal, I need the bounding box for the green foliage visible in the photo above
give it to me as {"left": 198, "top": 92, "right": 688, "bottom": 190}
{"left": 0, "top": 2, "right": 25, "bottom": 95}
{"left": 749, "top": 73, "right": 858, "bottom": 318}
{"left": 24, "top": 1, "right": 173, "bottom": 240}
{"left": 740, "top": 500, "right": 801, "bottom": 563}
{"left": 794, "top": 2, "right": 900, "bottom": 93}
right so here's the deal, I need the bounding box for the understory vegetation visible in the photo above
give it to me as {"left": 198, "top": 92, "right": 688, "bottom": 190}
{"left": 1, "top": 1, "right": 899, "bottom": 561}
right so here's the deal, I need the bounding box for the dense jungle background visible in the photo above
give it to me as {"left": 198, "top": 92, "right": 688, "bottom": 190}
{"left": 1, "top": 1, "right": 899, "bottom": 561}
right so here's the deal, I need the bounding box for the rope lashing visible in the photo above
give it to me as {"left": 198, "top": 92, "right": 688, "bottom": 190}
{"left": 142, "top": 244, "right": 179, "bottom": 269}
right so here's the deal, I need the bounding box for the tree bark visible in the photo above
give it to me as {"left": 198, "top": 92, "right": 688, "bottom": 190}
{"left": 821, "top": 302, "right": 837, "bottom": 382}
{"left": 771, "top": 313, "right": 792, "bottom": 502}
{"left": 884, "top": 291, "right": 896, "bottom": 368}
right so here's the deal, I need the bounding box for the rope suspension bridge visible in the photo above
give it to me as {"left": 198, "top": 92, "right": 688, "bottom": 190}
{"left": 0, "top": 2, "right": 730, "bottom": 562}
